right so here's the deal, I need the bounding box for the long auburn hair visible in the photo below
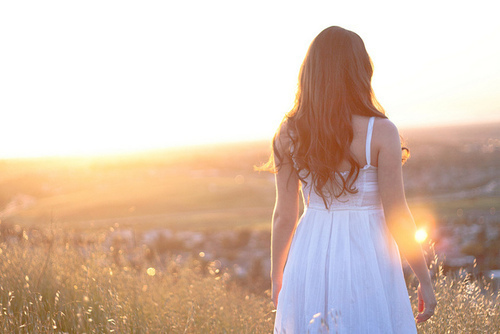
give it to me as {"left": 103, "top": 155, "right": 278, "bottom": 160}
{"left": 263, "top": 26, "right": 407, "bottom": 206}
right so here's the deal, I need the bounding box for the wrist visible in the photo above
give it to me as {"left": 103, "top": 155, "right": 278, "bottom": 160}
{"left": 417, "top": 274, "right": 433, "bottom": 287}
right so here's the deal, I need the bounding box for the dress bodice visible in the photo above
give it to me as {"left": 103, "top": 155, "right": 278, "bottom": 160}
{"left": 301, "top": 164, "right": 382, "bottom": 211}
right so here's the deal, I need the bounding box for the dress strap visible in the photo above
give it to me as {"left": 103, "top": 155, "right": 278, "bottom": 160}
{"left": 366, "top": 117, "right": 375, "bottom": 166}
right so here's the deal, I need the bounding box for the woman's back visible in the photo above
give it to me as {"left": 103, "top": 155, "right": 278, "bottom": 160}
{"left": 299, "top": 115, "right": 381, "bottom": 211}
{"left": 336, "top": 115, "right": 377, "bottom": 172}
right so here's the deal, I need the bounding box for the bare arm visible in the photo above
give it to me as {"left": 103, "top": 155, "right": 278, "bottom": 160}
{"left": 376, "top": 120, "right": 437, "bottom": 323}
{"left": 271, "top": 132, "right": 300, "bottom": 307}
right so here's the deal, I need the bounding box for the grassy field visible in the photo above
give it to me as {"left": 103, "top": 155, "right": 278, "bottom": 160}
{"left": 0, "top": 236, "right": 274, "bottom": 333}
{"left": 0, "top": 141, "right": 275, "bottom": 231}
{"left": 0, "top": 235, "right": 498, "bottom": 333}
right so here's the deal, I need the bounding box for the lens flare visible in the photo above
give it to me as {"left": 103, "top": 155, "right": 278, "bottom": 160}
{"left": 415, "top": 229, "right": 428, "bottom": 243}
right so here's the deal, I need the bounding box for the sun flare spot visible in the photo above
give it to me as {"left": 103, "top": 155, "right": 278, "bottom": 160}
{"left": 147, "top": 267, "right": 156, "bottom": 276}
{"left": 415, "top": 229, "right": 428, "bottom": 243}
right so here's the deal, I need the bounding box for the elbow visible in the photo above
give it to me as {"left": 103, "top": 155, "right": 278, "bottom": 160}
{"left": 385, "top": 215, "right": 422, "bottom": 259}
{"left": 386, "top": 214, "right": 415, "bottom": 242}
{"left": 272, "top": 211, "right": 298, "bottom": 232}
{"left": 384, "top": 205, "right": 413, "bottom": 232}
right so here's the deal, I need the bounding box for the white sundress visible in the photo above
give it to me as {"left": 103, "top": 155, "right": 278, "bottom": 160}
{"left": 274, "top": 117, "right": 417, "bottom": 333}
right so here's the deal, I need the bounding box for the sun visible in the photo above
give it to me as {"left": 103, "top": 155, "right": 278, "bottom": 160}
{"left": 415, "top": 229, "right": 428, "bottom": 244}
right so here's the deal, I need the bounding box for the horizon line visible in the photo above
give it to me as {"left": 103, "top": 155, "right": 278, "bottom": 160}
{"left": 1, "top": 119, "right": 499, "bottom": 161}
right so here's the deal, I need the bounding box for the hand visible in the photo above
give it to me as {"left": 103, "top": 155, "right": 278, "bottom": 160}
{"left": 272, "top": 278, "right": 282, "bottom": 308}
{"left": 416, "top": 283, "right": 437, "bottom": 323}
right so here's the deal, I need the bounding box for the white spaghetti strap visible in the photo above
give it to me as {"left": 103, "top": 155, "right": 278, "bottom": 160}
{"left": 366, "top": 117, "right": 375, "bottom": 166}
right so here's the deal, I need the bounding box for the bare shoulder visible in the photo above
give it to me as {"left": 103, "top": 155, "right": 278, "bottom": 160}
{"left": 371, "top": 118, "right": 403, "bottom": 168}
{"left": 275, "top": 119, "right": 293, "bottom": 153}
{"left": 374, "top": 118, "right": 399, "bottom": 137}
{"left": 373, "top": 118, "right": 400, "bottom": 149}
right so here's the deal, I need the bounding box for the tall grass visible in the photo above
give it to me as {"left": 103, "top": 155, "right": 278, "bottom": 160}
{"left": 409, "top": 258, "right": 499, "bottom": 334}
{"left": 0, "top": 231, "right": 274, "bottom": 333}
{"left": 0, "top": 230, "right": 498, "bottom": 333}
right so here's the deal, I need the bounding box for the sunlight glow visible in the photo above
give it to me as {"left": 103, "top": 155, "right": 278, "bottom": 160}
{"left": 1, "top": 1, "right": 500, "bottom": 158}
{"left": 415, "top": 229, "right": 428, "bottom": 244}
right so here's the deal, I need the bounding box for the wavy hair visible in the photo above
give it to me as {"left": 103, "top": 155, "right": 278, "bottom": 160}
{"left": 261, "top": 26, "right": 408, "bottom": 207}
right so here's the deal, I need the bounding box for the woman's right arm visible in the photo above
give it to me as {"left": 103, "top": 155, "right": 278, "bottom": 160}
{"left": 376, "top": 119, "right": 437, "bottom": 323}
{"left": 270, "top": 130, "right": 300, "bottom": 308}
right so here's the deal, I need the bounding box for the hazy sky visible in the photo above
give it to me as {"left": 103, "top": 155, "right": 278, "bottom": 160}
{"left": 1, "top": 0, "right": 499, "bottom": 158}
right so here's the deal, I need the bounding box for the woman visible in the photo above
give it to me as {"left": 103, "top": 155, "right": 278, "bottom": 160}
{"left": 266, "top": 26, "right": 436, "bottom": 333}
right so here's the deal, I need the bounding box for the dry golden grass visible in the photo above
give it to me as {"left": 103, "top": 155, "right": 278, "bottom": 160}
{"left": 0, "top": 234, "right": 275, "bottom": 333}
{"left": 410, "top": 261, "right": 499, "bottom": 334}
{"left": 1, "top": 232, "right": 498, "bottom": 333}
